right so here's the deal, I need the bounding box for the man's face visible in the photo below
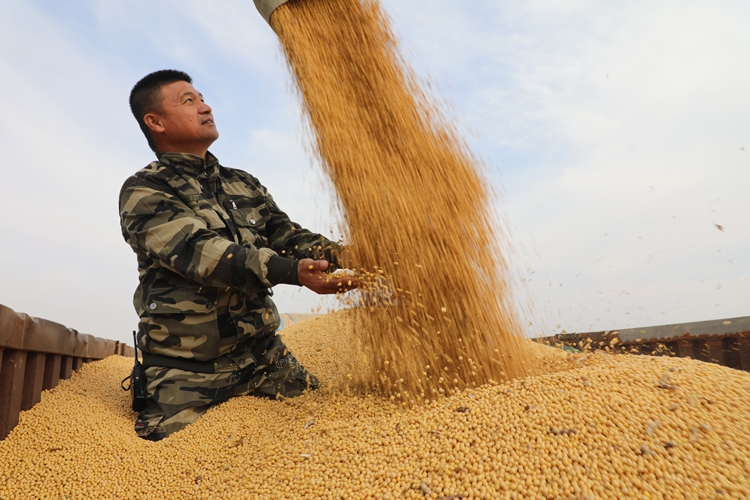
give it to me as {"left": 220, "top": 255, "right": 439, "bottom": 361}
{"left": 153, "top": 80, "right": 219, "bottom": 151}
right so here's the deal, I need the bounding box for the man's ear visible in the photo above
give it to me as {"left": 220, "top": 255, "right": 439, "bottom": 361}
{"left": 143, "top": 113, "right": 166, "bottom": 134}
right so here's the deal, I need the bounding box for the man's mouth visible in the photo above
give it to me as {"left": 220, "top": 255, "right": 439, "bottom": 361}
{"left": 202, "top": 118, "right": 215, "bottom": 125}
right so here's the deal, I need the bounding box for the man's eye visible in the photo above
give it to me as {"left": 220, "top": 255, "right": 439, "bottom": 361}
{"left": 185, "top": 98, "right": 193, "bottom": 103}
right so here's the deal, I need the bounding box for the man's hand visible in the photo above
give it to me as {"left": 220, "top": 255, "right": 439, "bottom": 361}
{"left": 298, "top": 258, "right": 358, "bottom": 295}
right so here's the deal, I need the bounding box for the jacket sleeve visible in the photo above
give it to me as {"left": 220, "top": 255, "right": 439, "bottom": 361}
{"left": 263, "top": 192, "right": 345, "bottom": 268}
{"left": 120, "top": 177, "right": 279, "bottom": 292}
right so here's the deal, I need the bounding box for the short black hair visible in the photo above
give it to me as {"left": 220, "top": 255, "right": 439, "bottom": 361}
{"left": 130, "top": 70, "right": 192, "bottom": 152}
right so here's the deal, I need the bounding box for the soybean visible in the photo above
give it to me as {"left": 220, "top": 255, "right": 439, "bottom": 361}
{"left": 0, "top": 312, "right": 748, "bottom": 499}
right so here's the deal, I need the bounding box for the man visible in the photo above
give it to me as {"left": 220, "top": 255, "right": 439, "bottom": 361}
{"left": 120, "top": 69, "right": 355, "bottom": 441}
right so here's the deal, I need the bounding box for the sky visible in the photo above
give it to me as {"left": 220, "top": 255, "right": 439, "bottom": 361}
{"left": 0, "top": 0, "right": 748, "bottom": 345}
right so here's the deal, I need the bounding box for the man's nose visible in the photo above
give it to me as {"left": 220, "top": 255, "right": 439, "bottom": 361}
{"left": 199, "top": 101, "right": 212, "bottom": 114}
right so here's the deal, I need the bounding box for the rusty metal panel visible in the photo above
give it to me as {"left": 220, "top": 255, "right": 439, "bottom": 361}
{"left": 60, "top": 356, "right": 73, "bottom": 380}
{"left": 0, "top": 303, "right": 139, "bottom": 441}
{"left": 43, "top": 354, "right": 62, "bottom": 391}
{"left": 675, "top": 340, "right": 695, "bottom": 358}
{"left": 625, "top": 343, "right": 648, "bottom": 355}
{"left": 539, "top": 317, "right": 750, "bottom": 372}
{"left": 738, "top": 338, "right": 750, "bottom": 371}
{"left": 642, "top": 342, "right": 671, "bottom": 357}
{"left": 119, "top": 341, "right": 135, "bottom": 358}
{"left": 616, "top": 316, "right": 750, "bottom": 343}
{"left": 0, "top": 307, "right": 24, "bottom": 350}
{"left": 21, "top": 352, "right": 45, "bottom": 411}
{"left": 703, "top": 339, "right": 725, "bottom": 365}
{"left": 0, "top": 350, "right": 27, "bottom": 440}
{"left": 0, "top": 303, "right": 119, "bottom": 359}
{"left": 662, "top": 342, "right": 676, "bottom": 356}
{"left": 722, "top": 339, "right": 742, "bottom": 370}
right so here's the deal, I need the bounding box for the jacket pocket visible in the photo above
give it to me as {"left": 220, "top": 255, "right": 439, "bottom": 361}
{"left": 230, "top": 207, "right": 270, "bottom": 230}
{"left": 143, "top": 286, "right": 221, "bottom": 361}
{"left": 230, "top": 206, "right": 270, "bottom": 247}
{"left": 146, "top": 286, "right": 218, "bottom": 314}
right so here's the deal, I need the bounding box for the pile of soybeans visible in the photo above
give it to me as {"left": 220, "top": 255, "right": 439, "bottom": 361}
{"left": 1, "top": 312, "right": 749, "bottom": 499}
{"left": 270, "top": 0, "right": 532, "bottom": 399}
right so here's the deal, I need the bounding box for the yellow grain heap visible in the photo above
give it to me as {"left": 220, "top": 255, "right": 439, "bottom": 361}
{"left": 1, "top": 313, "right": 749, "bottom": 499}
{"left": 269, "top": 0, "right": 532, "bottom": 400}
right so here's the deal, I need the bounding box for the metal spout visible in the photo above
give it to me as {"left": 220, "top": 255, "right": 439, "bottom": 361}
{"left": 253, "top": 0, "right": 290, "bottom": 25}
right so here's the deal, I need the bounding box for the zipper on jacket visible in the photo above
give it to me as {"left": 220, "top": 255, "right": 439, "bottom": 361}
{"left": 201, "top": 173, "right": 240, "bottom": 244}
{"left": 219, "top": 194, "right": 240, "bottom": 244}
{"left": 221, "top": 208, "right": 240, "bottom": 244}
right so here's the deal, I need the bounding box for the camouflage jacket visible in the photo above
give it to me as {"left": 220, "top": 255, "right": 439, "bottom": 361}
{"left": 119, "top": 151, "right": 341, "bottom": 362}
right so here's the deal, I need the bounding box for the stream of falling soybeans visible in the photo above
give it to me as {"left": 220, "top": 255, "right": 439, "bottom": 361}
{"left": 270, "top": 0, "right": 533, "bottom": 404}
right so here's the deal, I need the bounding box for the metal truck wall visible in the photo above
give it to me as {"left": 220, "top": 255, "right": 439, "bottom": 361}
{"left": 0, "top": 303, "right": 133, "bottom": 439}
{"left": 538, "top": 316, "right": 750, "bottom": 372}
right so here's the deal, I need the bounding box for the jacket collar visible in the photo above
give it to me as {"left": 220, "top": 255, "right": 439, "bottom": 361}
{"left": 156, "top": 151, "right": 220, "bottom": 178}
